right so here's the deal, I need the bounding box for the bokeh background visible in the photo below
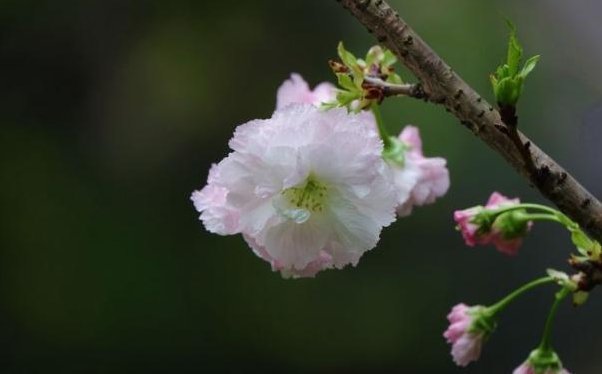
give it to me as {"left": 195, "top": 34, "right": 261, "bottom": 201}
{"left": 1, "top": 0, "right": 602, "bottom": 372}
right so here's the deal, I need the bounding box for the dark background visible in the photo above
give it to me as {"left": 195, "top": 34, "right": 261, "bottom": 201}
{"left": 1, "top": 0, "right": 601, "bottom": 372}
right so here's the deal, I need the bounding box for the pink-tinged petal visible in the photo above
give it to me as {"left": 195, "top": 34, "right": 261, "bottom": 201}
{"left": 312, "top": 82, "right": 337, "bottom": 105}
{"left": 443, "top": 318, "right": 471, "bottom": 343}
{"left": 190, "top": 183, "right": 239, "bottom": 236}
{"left": 513, "top": 363, "right": 536, "bottom": 374}
{"left": 390, "top": 161, "right": 421, "bottom": 217}
{"left": 453, "top": 207, "right": 484, "bottom": 247}
{"left": 486, "top": 191, "right": 519, "bottom": 208}
{"left": 407, "top": 157, "right": 450, "bottom": 208}
{"left": 276, "top": 73, "right": 310, "bottom": 110}
{"left": 447, "top": 303, "right": 470, "bottom": 323}
{"left": 275, "top": 73, "right": 336, "bottom": 110}
{"left": 513, "top": 362, "right": 571, "bottom": 374}
{"left": 261, "top": 215, "right": 330, "bottom": 270}
{"left": 390, "top": 125, "right": 450, "bottom": 216}
{"left": 491, "top": 236, "right": 523, "bottom": 256}
{"left": 244, "top": 234, "right": 335, "bottom": 278}
{"left": 450, "top": 333, "right": 483, "bottom": 367}
{"left": 399, "top": 125, "right": 423, "bottom": 156}
{"left": 443, "top": 303, "right": 471, "bottom": 343}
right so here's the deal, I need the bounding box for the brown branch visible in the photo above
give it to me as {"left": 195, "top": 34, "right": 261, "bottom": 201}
{"left": 570, "top": 259, "right": 602, "bottom": 292}
{"left": 336, "top": 0, "right": 602, "bottom": 242}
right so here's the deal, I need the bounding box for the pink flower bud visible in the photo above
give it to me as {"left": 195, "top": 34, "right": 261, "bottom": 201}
{"left": 443, "top": 303, "right": 490, "bottom": 367}
{"left": 454, "top": 192, "right": 532, "bottom": 255}
{"left": 513, "top": 362, "right": 571, "bottom": 374}
{"left": 514, "top": 348, "right": 571, "bottom": 374}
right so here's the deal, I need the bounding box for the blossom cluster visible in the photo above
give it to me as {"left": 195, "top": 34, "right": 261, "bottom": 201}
{"left": 191, "top": 74, "right": 449, "bottom": 277}
{"left": 443, "top": 191, "right": 585, "bottom": 372}
{"left": 443, "top": 300, "right": 572, "bottom": 373}
{"left": 454, "top": 192, "right": 532, "bottom": 255}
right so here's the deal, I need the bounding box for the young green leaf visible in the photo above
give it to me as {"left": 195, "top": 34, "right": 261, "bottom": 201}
{"left": 336, "top": 73, "right": 356, "bottom": 91}
{"left": 519, "top": 55, "right": 540, "bottom": 79}
{"left": 337, "top": 42, "right": 358, "bottom": 69}
{"left": 506, "top": 21, "right": 522, "bottom": 76}
{"left": 573, "top": 291, "right": 589, "bottom": 306}
{"left": 382, "top": 49, "right": 397, "bottom": 68}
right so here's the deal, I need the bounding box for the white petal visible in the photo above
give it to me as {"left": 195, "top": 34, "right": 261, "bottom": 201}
{"left": 261, "top": 214, "right": 330, "bottom": 270}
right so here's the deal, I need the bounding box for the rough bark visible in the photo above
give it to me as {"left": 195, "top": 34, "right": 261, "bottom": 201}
{"left": 337, "top": 0, "right": 602, "bottom": 242}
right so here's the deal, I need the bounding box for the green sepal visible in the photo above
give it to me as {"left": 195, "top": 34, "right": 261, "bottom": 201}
{"left": 567, "top": 225, "right": 602, "bottom": 259}
{"left": 336, "top": 73, "right": 356, "bottom": 91}
{"left": 467, "top": 306, "right": 497, "bottom": 336}
{"left": 492, "top": 210, "right": 530, "bottom": 239}
{"left": 336, "top": 90, "right": 361, "bottom": 106}
{"left": 526, "top": 348, "right": 564, "bottom": 372}
{"left": 573, "top": 291, "right": 589, "bottom": 306}
{"left": 546, "top": 269, "right": 577, "bottom": 291}
{"left": 381, "top": 136, "right": 407, "bottom": 167}
{"left": 337, "top": 41, "right": 359, "bottom": 70}
{"left": 386, "top": 73, "right": 403, "bottom": 84}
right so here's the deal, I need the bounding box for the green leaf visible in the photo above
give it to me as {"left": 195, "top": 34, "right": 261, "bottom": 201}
{"left": 386, "top": 73, "right": 403, "bottom": 85}
{"left": 570, "top": 228, "right": 593, "bottom": 253}
{"left": 573, "top": 291, "right": 589, "bottom": 306}
{"left": 336, "top": 73, "right": 355, "bottom": 91}
{"left": 336, "top": 90, "right": 360, "bottom": 106}
{"left": 337, "top": 41, "right": 358, "bottom": 69}
{"left": 506, "top": 20, "right": 522, "bottom": 76}
{"left": 519, "top": 55, "right": 540, "bottom": 79}
{"left": 568, "top": 227, "right": 602, "bottom": 258}
{"left": 319, "top": 101, "right": 338, "bottom": 110}
{"left": 496, "top": 64, "right": 509, "bottom": 79}
{"left": 382, "top": 49, "right": 397, "bottom": 67}
{"left": 351, "top": 64, "right": 364, "bottom": 87}
{"left": 364, "top": 45, "right": 382, "bottom": 66}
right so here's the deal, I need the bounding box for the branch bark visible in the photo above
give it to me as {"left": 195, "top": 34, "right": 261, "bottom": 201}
{"left": 336, "top": 0, "right": 602, "bottom": 242}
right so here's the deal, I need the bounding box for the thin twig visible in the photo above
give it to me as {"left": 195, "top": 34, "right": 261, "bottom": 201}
{"left": 362, "top": 76, "right": 425, "bottom": 99}
{"left": 337, "top": 0, "right": 602, "bottom": 242}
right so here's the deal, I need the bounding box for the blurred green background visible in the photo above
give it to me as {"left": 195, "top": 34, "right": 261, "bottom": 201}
{"left": 1, "top": 0, "right": 601, "bottom": 372}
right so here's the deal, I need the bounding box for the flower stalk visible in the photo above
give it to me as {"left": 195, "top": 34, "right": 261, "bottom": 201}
{"left": 538, "top": 287, "right": 571, "bottom": 352}
{"left": 488, "top": 276, "right": 555, "bottom": 316}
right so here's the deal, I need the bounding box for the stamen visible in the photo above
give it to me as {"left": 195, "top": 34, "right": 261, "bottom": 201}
{"left": 282, "top": 177, "right": 328, "bottom": 213}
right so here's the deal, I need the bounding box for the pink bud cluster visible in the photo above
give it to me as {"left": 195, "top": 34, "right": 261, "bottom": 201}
{"left": 454, "top": 191, "right": 532, "bottom": 255}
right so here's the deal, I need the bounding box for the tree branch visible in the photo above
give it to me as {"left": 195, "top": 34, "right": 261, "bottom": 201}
{"left": 336, "top": 0, "right": 602, "bottom": 242}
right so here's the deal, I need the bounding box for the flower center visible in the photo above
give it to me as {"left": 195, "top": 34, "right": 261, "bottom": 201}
{"left": 282, "top": 176, "right": 328, "bottom": 213}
